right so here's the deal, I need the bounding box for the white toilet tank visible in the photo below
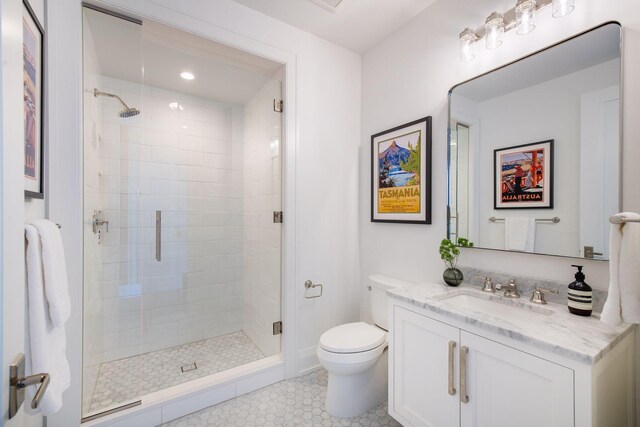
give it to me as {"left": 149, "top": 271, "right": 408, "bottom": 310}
{"left": 369, "top": 275, "right": 411, "bottom": 330}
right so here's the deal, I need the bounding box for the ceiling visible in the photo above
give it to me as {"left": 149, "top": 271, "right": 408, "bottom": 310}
{"left": 229, "top": 0, "right": 438, "bottom": 53}
{"left": 453, "top": 24, "right": 621, "bottom": 102}
{"left": 84, "top": 8, "right": 283, "bottom": 105}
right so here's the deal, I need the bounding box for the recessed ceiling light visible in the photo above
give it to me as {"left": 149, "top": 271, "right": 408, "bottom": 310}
{"left": 180, "top": 71, "right": 195, "bottom": 80}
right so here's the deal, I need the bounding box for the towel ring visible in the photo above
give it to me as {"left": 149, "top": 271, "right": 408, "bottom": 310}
{"left": 304, "top": 280, "right": 323, "bottom": 299}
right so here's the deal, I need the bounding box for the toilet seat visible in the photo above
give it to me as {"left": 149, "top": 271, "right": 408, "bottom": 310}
{"left": 317, "top": 340, "right": 387, "bottom": 365}
{"left": 319, "top": 322, "right": 387, "bottom": 354}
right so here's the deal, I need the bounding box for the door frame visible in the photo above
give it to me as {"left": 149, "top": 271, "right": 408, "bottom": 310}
{"left": 48, "top": 0, "right": 298, "bottom": 425}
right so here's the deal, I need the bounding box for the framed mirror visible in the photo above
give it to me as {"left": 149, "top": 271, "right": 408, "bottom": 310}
{"left": 448, "top": 22, "right": 621, "bottom": 260}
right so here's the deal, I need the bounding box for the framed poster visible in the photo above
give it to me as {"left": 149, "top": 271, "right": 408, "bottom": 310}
{"left": 371, "top": 116, "right": 432, "bottom": 224}
{"left": 494, "top": 140, "right": 553, "bottom": 209}
{"left": 23, "top": 0, "right": 44, "bottom": 199}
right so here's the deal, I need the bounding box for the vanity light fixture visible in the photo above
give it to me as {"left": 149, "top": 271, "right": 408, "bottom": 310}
{"left": 516, "top": 0, "right": 536, "bottom": 35}
{"left": 485, "top": 12, "right": 504, "bottom": 49}
{"left": 459, "top": 0, "right": 576, "bottom": 62}
{"left": 552, "top": 0, "right": 574, "bottom": 17}
{"left": 459, "top": 28, "right": 477, "bottom": 62}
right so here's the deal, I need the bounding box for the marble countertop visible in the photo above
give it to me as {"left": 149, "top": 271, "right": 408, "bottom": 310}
{"left": 388, "top": 282, "right": 634, "bottom": 365}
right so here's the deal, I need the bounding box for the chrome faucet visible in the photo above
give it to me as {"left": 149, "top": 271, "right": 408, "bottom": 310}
{"left": 481, "top": 277, "right": 495, "bottom": 293}
{"left": 496, "top": 279, "right": 520, "bottom": 298}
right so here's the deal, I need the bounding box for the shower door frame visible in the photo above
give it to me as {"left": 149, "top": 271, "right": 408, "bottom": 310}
{"left": 51, "top": 1, "right": 299, "bottom": 425}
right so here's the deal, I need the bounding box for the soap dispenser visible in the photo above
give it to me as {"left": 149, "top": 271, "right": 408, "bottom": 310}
{"left": 568, "top": 265, "right": 592, "bottom": 317}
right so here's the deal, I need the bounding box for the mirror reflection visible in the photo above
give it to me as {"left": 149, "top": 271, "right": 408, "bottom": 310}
{"left": 448, "top": 23, "right": 621, "bottom": 260}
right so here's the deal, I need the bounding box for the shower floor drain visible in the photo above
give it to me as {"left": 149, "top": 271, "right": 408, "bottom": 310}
{"left": 181, "top": 363, "right": 197, "bottom": 373}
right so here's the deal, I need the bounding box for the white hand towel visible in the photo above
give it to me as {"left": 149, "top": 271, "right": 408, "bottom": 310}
{"left": 24, "top": 224, "right": 71, "bottom": 415}
{"left": 30, "top": 219, "right": 70, "bottom": 326}
{"left": 505, "top": 217, "right": 536, "bottom": 252}
{"left": 602, "top": 212, "right": 640, "bottom": 326}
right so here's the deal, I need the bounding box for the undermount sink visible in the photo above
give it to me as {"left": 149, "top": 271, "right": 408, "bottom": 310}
{"left": 439, "top": 292, "right": 554, "bottom": 323}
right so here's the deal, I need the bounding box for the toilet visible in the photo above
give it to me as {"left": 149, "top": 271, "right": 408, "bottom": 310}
{"left": 317, "top": 275, "right": 407, "bottom": 418}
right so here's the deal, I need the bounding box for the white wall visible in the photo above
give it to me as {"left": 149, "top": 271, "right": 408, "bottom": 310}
{"left": 49, "top": 0, "right": 361, "bottom": 424}
{"left": 242, "top": 79, "right": 282, "bottom": 358}
{"left": 360, "top": 0, "right": 640, "bottom": 324}
{"left": 456, "top": 60, "right": 619, "bottom": 257}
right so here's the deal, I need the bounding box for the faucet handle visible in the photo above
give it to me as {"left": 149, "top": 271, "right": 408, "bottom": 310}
{"left": 530, "top": 287, "right": 559, "bottom": 305}
{"left": 481, "top": 277, "right": 495, "bottom": 293}
{"left": 496, "top": 280, "right": 520, "bottom": 298}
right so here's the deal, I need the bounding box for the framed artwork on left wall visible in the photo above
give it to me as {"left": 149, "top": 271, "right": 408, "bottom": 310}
{"left": 371, "top": 116, "right": 432, "bottom": 224}
{"left": 23, "top": 0, "right": 45, "bottom": 199}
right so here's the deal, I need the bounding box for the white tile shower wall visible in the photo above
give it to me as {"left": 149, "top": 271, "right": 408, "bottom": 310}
{"left": 242, "top": 80, "right": 282, "bottom": 357}
{"left": 82, "top": 15, "right": 105, "bottom": 411}
{"left": 94, "top": 76, "right": 245, "bottom": 362}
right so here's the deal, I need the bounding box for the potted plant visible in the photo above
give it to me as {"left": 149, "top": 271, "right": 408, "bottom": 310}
{"left": 439, "top": 237, "right": 474, "bottom": 286}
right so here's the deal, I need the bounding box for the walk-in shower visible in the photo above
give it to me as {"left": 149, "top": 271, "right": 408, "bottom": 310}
{"left": 82, "top": 6, "right": 284, "bottom": 420}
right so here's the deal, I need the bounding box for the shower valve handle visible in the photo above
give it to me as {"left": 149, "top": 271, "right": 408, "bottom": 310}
{"left": 92, "top": 210, "right": 109, "bottom": 234}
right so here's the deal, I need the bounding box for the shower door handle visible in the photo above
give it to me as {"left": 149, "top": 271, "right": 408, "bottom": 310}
{"left": 155, "top": 210, "right": 161, "bottom": 262}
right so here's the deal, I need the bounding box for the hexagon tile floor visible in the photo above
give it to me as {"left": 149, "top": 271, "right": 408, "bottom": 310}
{"left": 162, "top": 369, "right": 401, "bottom": 427}
{"left": 88, "top": 331, "right": 264, "bottom": 413}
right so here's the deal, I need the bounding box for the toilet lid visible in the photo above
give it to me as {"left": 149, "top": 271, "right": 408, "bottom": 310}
{"left": 319, "top": 322, "right": 386, "bottom": 353}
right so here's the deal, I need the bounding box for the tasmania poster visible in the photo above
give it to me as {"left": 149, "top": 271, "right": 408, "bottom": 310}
{"left": 371, "top": 117, "right": 431, "bottom": 224}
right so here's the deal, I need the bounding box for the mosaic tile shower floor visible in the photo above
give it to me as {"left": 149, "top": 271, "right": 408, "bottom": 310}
{"left": 162, "top": 369, "right": 401, "bottom": 427}
{"left": 88, "top": 331, "right": 264, "bottom": 413}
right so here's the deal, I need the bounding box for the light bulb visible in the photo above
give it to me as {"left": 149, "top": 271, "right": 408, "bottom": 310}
{"left": 516, "top": 0, "right": 536, "bottom": 35}
{"left": 459, "top": 28, "right": 477, "bottom": 62}
{"left": 552, "top": 0, "right": 574, "bottom": 17}
{"left": 485, "top": 12, "right": 504, "bottom": 49}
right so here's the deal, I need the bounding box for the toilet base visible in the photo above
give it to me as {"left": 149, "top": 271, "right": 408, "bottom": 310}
{"left": 325, "top": 348, "right": 388, "bottom": 418}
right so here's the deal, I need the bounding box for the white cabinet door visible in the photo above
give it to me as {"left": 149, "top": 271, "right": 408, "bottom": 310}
{"left": 460, "top": 331, "right": 574, "bottom": 427}
{"left": 391, "top": 306, "right": 460, "bottom": 427}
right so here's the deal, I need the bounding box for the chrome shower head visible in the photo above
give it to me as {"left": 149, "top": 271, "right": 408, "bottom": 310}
{"left": 119, "top": 107, "right": 140, "bottom": 118}
{"left": 94, "top": 88, "right": 140, "bottom": 119}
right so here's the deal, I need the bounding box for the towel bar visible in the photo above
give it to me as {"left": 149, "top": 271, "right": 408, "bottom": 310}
{"left": 489, "top": 216, "right": 560, "bottom": 223}
{"left": 609, "top": 215, "right": 640, "bottom": 224}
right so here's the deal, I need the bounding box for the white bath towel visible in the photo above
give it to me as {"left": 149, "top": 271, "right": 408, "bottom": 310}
{"left": 30, "top": 219, "right": 70, "bottom": 326}
{"left": 505, "top": 217, "right": 536, "bottom": 252}
{"left": 24, "top": 224, "right": 70, "bottom": 415}
{"left": 602, "top": 212, "right": 640, "bottom": 326}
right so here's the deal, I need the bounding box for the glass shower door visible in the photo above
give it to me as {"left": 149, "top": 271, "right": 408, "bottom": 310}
{"left": 82, "top": 6, "right": 145, "bottom": 418}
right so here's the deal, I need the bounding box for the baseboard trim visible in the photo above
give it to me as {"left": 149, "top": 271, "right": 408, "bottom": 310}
{"left": 298, "top": 345, "right": 319, "bottom": 375}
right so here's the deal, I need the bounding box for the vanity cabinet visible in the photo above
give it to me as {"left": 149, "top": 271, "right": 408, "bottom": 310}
{"left": 389, "top": 301, "right": 635, "bottom": 427}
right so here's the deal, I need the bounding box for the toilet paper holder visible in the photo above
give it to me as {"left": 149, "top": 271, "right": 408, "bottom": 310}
{"left": 304, "top": 280, "right": 323, "bottom": 299}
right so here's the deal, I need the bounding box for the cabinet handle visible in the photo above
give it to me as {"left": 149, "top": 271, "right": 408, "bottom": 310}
{"left": 448, "top": 340, "right": 456, "bottom": 396}
{"left": 460, "top": 346, "right": 469, "bottom": 403}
